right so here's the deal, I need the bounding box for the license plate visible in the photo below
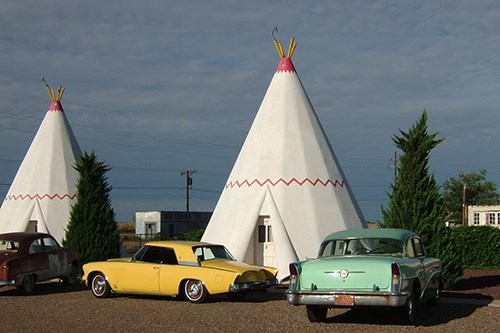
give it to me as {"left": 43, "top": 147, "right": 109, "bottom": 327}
{"left": 335, "top": 295, "right": 354, "bottom": 306}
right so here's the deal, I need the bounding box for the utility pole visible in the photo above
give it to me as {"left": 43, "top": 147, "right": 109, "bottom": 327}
{"left": 181, "top": 170, "right": 196, "bottom": 213}
{"left": 462, "top": 184, "right": 467, "bottom": 226}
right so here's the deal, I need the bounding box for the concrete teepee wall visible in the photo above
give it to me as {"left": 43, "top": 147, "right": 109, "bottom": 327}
{"left": 202, "top": 36, "right": 366, "bottom": 280}
{"left": 0, "top": 85, "right": 81, "bottom": 243}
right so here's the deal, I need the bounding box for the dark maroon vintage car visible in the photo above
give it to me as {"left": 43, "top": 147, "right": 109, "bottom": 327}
{"left": 0, "top": 232, "right": 80, "bottom": 294}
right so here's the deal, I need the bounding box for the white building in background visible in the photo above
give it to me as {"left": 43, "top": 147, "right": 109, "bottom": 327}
{"left": 135, "top": 211, "right": 211, "bottom": 239}
{"left": 467, "top": 205, "right": 500, "bottom": 229}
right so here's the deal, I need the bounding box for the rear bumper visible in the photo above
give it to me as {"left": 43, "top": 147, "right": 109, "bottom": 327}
{"left": 229, "top": 278, "right": 279, "bottom": 292}
{"left": 287, "top": 290, "right": 409, "bottom": 307}
{"left": 0, "top": 279, "right": 16, "bottom": 287}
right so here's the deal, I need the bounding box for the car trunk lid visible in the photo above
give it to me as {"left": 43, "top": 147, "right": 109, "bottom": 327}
{"left": 201, "top": 260, "right": 277, "bottom": 281}
{"left": 299, "top": 256, "right": 394, "bottom": 291}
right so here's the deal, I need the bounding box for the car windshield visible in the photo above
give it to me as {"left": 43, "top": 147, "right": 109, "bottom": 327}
{"left": 319, "top": 238, "right": 404, "bottom": 258}
{"left": 0, "top": 240, "right": 20, "bottom": 253}
{"left": 193, "top": 245, "right": 235, "bottom": 262}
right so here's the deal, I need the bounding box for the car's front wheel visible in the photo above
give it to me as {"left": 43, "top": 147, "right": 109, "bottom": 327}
{"left": 306, "top": 305, "right": 328, "bottom": 322}
{"left": 91, "top": 273, "right": 111, "bottom": 298}
{"left": 427, "top": 280, "right": 442, "bottom": 306}
{"left": 183, "top": 279, "right": 208, "bottom": 303}
{"left": 18, "top": 274, "right": 35, "bottom": 294}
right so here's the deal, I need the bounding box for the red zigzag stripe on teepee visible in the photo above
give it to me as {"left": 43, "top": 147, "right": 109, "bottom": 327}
{"left": 5, "top": 193, "right": 78, "bottom": 201}
{"left": 225, "top": 177, "right": 345, "bottom": 189}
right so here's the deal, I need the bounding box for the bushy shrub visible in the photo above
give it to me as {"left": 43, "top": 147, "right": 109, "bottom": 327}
{"left": 452, "top": 226, "right": 500, "bottom": 269}
{"left": 184, "top": 229, "right": 204, "bottom": 242}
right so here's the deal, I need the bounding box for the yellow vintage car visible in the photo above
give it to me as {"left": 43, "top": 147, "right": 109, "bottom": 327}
{"left": 82, "top": 241, "right": 278, "bottom": 303}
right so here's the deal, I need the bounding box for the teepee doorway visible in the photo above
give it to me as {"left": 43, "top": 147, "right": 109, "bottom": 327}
{"left": 27, "top": 220, "right": 38, "bottom": 233}
{"left": 255, "top": 216, "right": 275, "bottom": 267}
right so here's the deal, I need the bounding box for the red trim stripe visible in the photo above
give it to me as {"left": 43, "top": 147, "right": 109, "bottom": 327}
{"left": 5, "top": 193, "right": 77, "bottom": 201}
{"left": 225, "top": 177, "right": 344, "bottom": 189}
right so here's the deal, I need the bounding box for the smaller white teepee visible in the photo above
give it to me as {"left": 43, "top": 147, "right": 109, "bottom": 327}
{"left": 0, "top": 84, "right": 81, "bottom": 243}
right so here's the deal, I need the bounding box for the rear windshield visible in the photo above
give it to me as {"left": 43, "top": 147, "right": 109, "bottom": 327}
{"left": 0, "top": 240, "right": 20, "bottom": 253}
{"left": 193, "top": 245, "right": 234, "bottom": 262}
{"left": 319, "top": 238, "right": 404, "bottom": 258}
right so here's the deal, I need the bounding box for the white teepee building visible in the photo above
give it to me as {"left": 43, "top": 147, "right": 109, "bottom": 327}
{"left": 0, "top": 85, "right": 81, "bottom": 243}
{"left": 202, "top": 36, "right": 367, "bottom": 280}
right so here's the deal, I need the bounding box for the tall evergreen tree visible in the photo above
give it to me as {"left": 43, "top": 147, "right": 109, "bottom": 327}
{"left": 63, "top": 151, "right": 120, "bottom": 265}
{"left": 381, "top": 111, "right": 462, "bottom": 289}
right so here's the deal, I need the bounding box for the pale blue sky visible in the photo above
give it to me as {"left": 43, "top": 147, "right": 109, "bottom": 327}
{"left": 1, "top": 1, "right": 499, "bottom": 221}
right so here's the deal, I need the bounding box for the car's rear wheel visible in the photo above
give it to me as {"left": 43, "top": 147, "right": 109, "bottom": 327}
{"left": 398, "top": 290, "right": 417, "bottom": 324}
{"left": 91, "top": 273, "right": 111, "bottom": 298}
{"left": 63, "top": 265, "right": 78, "bottom": 285}
{"left": 18, "top": 274, "right": 35, "bottom": 294}
{"left": 183, "top": 279, "right": 208, "bottom": 303}
{"left": 306, "top": 305, "right": 328, "bottom": 322}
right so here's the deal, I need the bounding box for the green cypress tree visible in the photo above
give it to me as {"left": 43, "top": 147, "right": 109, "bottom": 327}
{"left": 63, "top": 151, "right": 120, "bottom": 265}
{"left": 382, "top": 111, "right": 462, "bottom": 289}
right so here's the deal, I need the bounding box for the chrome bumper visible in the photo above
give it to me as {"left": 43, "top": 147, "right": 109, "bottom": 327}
{"left": 229, "top": 278, "right": 279, "bottom": 292}
{"left": 287, "top": 290, "right": 409, "bottom": 307}
{"left": 0, "top": 279, "right": 16, "bottom": 286}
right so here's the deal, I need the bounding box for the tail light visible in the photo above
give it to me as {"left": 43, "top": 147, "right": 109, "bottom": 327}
{"left": 391, "top": 262, "right": 402, "bottom": 292}
{"left": 289, "top": 263, "right": 298, "bottom": 290}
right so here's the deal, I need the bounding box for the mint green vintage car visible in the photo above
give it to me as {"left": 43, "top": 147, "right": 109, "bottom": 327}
{"left": 287, "top": 228, "right": 441, "bottom": 324}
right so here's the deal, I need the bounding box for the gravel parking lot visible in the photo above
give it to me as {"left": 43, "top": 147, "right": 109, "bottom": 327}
{"left": 1, "top": 282, "right": 499, "bottom": 333}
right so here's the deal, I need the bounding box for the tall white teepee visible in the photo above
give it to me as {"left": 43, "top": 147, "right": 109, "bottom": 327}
{"left": 0, "top": 84, "right": 81, "bottom": 243}
{"left": 202, "top": 36, "right": 367, "bottom": 280}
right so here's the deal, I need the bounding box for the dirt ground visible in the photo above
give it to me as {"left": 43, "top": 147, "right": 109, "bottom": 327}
{"left": 441, "top": 269, "right": 500, "bottom": 300}
{"left": 0, "top": 269, "right": 498, "bottom": 332}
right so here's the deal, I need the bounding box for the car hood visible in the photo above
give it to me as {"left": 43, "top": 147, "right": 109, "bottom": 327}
{"left": 107, "top": 258, "right": 132, "bottom": 263}
{"left": 297, "top": 256, "right": 398, "bottom": 291}
{"left": 201, "top": 259, "right": 278, "bottom": 281}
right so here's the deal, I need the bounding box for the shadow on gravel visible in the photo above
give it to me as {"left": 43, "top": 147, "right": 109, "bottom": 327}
{"left": 323, "top": 302, "right": 483, "bottom": 327}
{"left": 446, "top": 273, "right": 500, "bottom": 294}
{"left": 0, "top": 280, "right": 87, "bottom": 296}
{"left": 96, "top": 290, "right": 287, "bottom": 303}
{"left": 442, "top": 291, "right": 494, "bottom": 302}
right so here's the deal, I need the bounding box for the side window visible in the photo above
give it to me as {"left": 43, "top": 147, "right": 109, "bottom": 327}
{"left": 42, "top": 237, "right": 59, "bottom": 252}
{"left": 29, "top": 239, "right": 44, "bottom": 254}
{"left": 161, "top": 247, "right": 178, "bottom": 265}
{"left": 141, "top": 246, "right": 178, "bottom": 264}
{"left": 412, "top": 237, "right": 425, "bottom": 257}
{"left": 406, "top": 239, "right": 415, "bottom": 258}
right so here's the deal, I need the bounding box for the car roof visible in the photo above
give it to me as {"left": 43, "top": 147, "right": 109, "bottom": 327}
{"left": 323, "top": 228, "right": 417, "bottom": 242}
{"left": 144, "top": 240, "right": 218, "bottom": 248}
{"left": 0, "top": 232, "right": 51, "bottom": 242}
{"left": 143, "top": 241, "right": 224, "bottom": 262}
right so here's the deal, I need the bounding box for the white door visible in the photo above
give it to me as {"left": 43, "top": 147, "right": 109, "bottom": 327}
{"left": 255, "top": 218, "right": 275, "bottom": 267}
{"left": 145, "top": 222, "right": 157, "bottom": 239}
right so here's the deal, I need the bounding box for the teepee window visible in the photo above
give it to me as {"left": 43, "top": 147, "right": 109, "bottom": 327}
{"left": 258, "top": 225, "right": 273, "bottom": 243}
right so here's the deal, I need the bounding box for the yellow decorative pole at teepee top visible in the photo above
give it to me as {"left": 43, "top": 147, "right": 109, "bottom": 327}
{"left": 272, "top": 26, "right": 297, "bottom": 59}
{"left": 42, "top": 77, "right": 64, "bottom": 101}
